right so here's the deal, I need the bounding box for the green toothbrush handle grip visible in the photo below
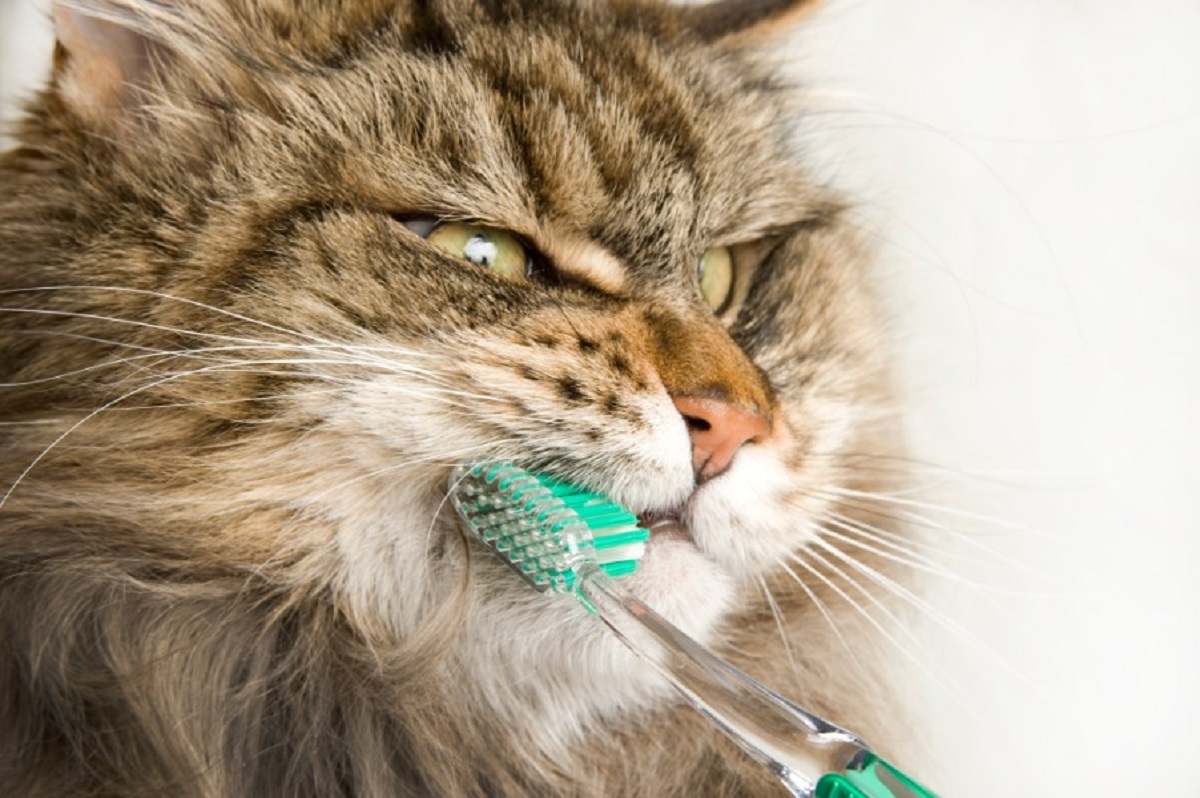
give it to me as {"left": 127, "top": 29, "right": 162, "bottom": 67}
{"left": 815, "top": 752, "right": 938, "bottom": 798}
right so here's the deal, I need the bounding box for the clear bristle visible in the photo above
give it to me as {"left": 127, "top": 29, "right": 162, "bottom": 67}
{"left": 450, "top": 463, "right": 647, "bottom": 594}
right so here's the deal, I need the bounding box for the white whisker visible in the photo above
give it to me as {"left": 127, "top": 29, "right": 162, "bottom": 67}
{"left": 2, "top": 367, "right": 223, "bottom": 510}
{"left": 756, "top": 576, "right": 799, "bottom": 678}
{"left": 0, "top": 305, "right": 303, "bottom": 349}
{"left": 790, "top": 548, "right": 977, "bottom": 714}
{"left": 810, "top": 538, "right": 1055, "bottom": 704}
{"left": 811, "top": 488, "right": 1057, "bottom": 584}
{"left": 2, "top": 284, "right": 346, "bottom": 348}
{"left": 812, "top": 509, "right": 954, "bottom": 574}
{"left": 772, "top": 556, "right": 876, "bottom": 685}
{"left": 103, "top": 386, "right": 348, "bottom": 413}
{"left": 817, "top": 484, "right": 1050, "bottom": 537}
{"left": 814, "top": 508, "right": 1062, "bottom": 601}
{"left": 304, "top": 441, "right": 505, "bottom": 506}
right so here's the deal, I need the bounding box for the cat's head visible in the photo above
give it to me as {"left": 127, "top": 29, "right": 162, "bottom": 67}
{"left": 15, "top": 0, "right": 895, "bottom": 747}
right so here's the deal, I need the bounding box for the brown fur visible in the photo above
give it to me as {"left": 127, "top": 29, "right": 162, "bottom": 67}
{"left": 1, "top": 1, "right": 916, "bottom": 795}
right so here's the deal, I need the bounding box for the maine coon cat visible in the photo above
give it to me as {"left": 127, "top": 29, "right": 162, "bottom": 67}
{"left": 0, "top": 0, "right": 916, "bottom": 794}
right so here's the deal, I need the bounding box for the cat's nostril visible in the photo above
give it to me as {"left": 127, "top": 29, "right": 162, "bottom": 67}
{"left": 671, "top": 395, "right": 770, "bottom": 482}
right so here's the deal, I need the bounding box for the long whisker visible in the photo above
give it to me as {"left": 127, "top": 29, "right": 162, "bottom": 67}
{"left": 772, "top": 556, "right": 876, "bottom": 685}
{"left": 1, "top": 340, "right": 365, "bottom": 388}
{"left": 817, "top": 484, "right": 1051, "bottom": 537}
{"left": 102, "top": 386, "right": 348, "bottom": 414}
{"left": 0, "top": 304, "right": 446, "bottom": 377}
{"left": 0, "top": 305, "right": 307, "bottom": 349}
{"left": 0, "top": 286, "right": 468, "bottom": 382}
{"left": 810, "top": 538, "right": 1055, "bottom": 704}
{"left": 304, "top": 441, "right": 503, "bottom": 506}
{"left": 93, "top": 347, "right": 506, "bottom": 408}
{"left": 5, "top": 327, "right": 174, "bottom": 353}
{"left": 2, "top": 357, "right": 436, "bottom": 508}
{"left": 810, "top": 509, "right": 1008, "bottom": 594}
{"left": 809, "top": 489, "right": 1057, "bottom": 583}
{"left": 789, "top": 548, "right": 977, "bottom": 713}
{"left": 814, "top": 503, "right": 977, "bottom": 563}
{"left": 756, "top": 576, "right": 800, "bottom": 678}
{"left": 2, "top": 285, "right": 353, "bottom": 349}
{"left": 814, "top": 508, "right": 1057, "bottom": 600}
{"left": 2, "top": 367, "right": 227, "bottom": 510}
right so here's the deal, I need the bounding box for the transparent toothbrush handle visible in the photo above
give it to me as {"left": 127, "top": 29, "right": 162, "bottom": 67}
{"left": 574, "top": 563, "right": 936, "bottom": 798}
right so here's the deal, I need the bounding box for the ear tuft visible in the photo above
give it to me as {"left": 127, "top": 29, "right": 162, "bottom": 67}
{"left": 52, "top": 0, "right": 163, "bottom": 124}
{"left": 682, "top": 0, "right": 822, "bottom": 44}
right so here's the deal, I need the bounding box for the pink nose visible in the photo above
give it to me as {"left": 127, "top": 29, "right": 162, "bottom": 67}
{"left": 672, "top": 395, "right": 770, "bottom": 482}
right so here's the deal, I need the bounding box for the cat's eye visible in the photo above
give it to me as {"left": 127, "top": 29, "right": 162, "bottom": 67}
{"left": 418, "top": 221, "right": 532, "bottom": 279}
{"left": 698, "top": 246, "right": 734, "bottom": 312}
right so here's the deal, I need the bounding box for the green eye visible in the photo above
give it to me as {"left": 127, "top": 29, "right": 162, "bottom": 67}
{"left": 425, "top": 222, "right": 530, "bottom": 279}
{"left": 698, "top": 246, "right": 734, "bottom": 312}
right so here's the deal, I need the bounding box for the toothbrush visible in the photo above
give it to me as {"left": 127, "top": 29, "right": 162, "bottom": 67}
{"left": 450, "top": 463, "right": 937, "bottom": 798}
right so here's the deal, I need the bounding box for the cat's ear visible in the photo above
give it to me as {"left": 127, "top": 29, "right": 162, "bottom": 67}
{"left": 51, "top": 0, "right": 170, "bottom": 127}
{"left": 681, "top": 0, "right": 822, "bottom": 44}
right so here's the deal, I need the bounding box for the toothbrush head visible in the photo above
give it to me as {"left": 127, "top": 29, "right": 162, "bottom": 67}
{"left": 449, "top": 463, "right": 650, "bottom": 594}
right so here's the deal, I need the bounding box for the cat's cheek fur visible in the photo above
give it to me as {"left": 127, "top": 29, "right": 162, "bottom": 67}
{"left": 294, "top": 360, "right": 699, "bottom": 634}
{"left": 461, "top": 592, "right": 665, "bottom": 753}
{"left": 322, "top": 468, "right": 453, "bottom": 635}
{"left": 461, "top": 541, "right": 736, "bottom": 753}
{"left": 595, "top": 392, "right": 694, "bottom": 510}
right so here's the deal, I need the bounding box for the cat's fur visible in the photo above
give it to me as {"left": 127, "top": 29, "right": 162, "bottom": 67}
{"left": 0, "top": 1, "right": 914, "bottom": 795}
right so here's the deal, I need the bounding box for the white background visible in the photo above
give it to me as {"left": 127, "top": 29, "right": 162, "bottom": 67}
{"left": 3, "top": 2, "right": 1198, "bottom": 795}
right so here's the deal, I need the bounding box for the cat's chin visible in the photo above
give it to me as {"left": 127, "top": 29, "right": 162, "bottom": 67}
{"left": 621, "top": 535, "right": 735, "bottom": 645}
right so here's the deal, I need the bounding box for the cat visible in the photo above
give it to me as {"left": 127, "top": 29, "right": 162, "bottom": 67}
{"left": 0, "top": 0, "right": 916, "bottom": 795}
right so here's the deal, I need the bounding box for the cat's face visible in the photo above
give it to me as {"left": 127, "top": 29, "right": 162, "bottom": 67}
{"left": 10, "top": 0, "right": 891, "bottom": 750}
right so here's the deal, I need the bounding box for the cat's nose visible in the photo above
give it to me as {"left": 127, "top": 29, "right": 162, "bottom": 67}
{"left": 672, "top": 395, "right": 770, "bottom": 482}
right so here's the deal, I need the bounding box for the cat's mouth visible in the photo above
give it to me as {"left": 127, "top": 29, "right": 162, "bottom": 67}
{"left": 637, "top": 511, "right": 692, "bottom": 542}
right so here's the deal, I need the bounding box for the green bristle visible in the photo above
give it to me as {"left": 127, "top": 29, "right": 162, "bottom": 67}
{"left": 590, "top": 528, "right": 648, "bottom": 550}
{"left": 600, "top": 560, "right": 638, "bottom": 578}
